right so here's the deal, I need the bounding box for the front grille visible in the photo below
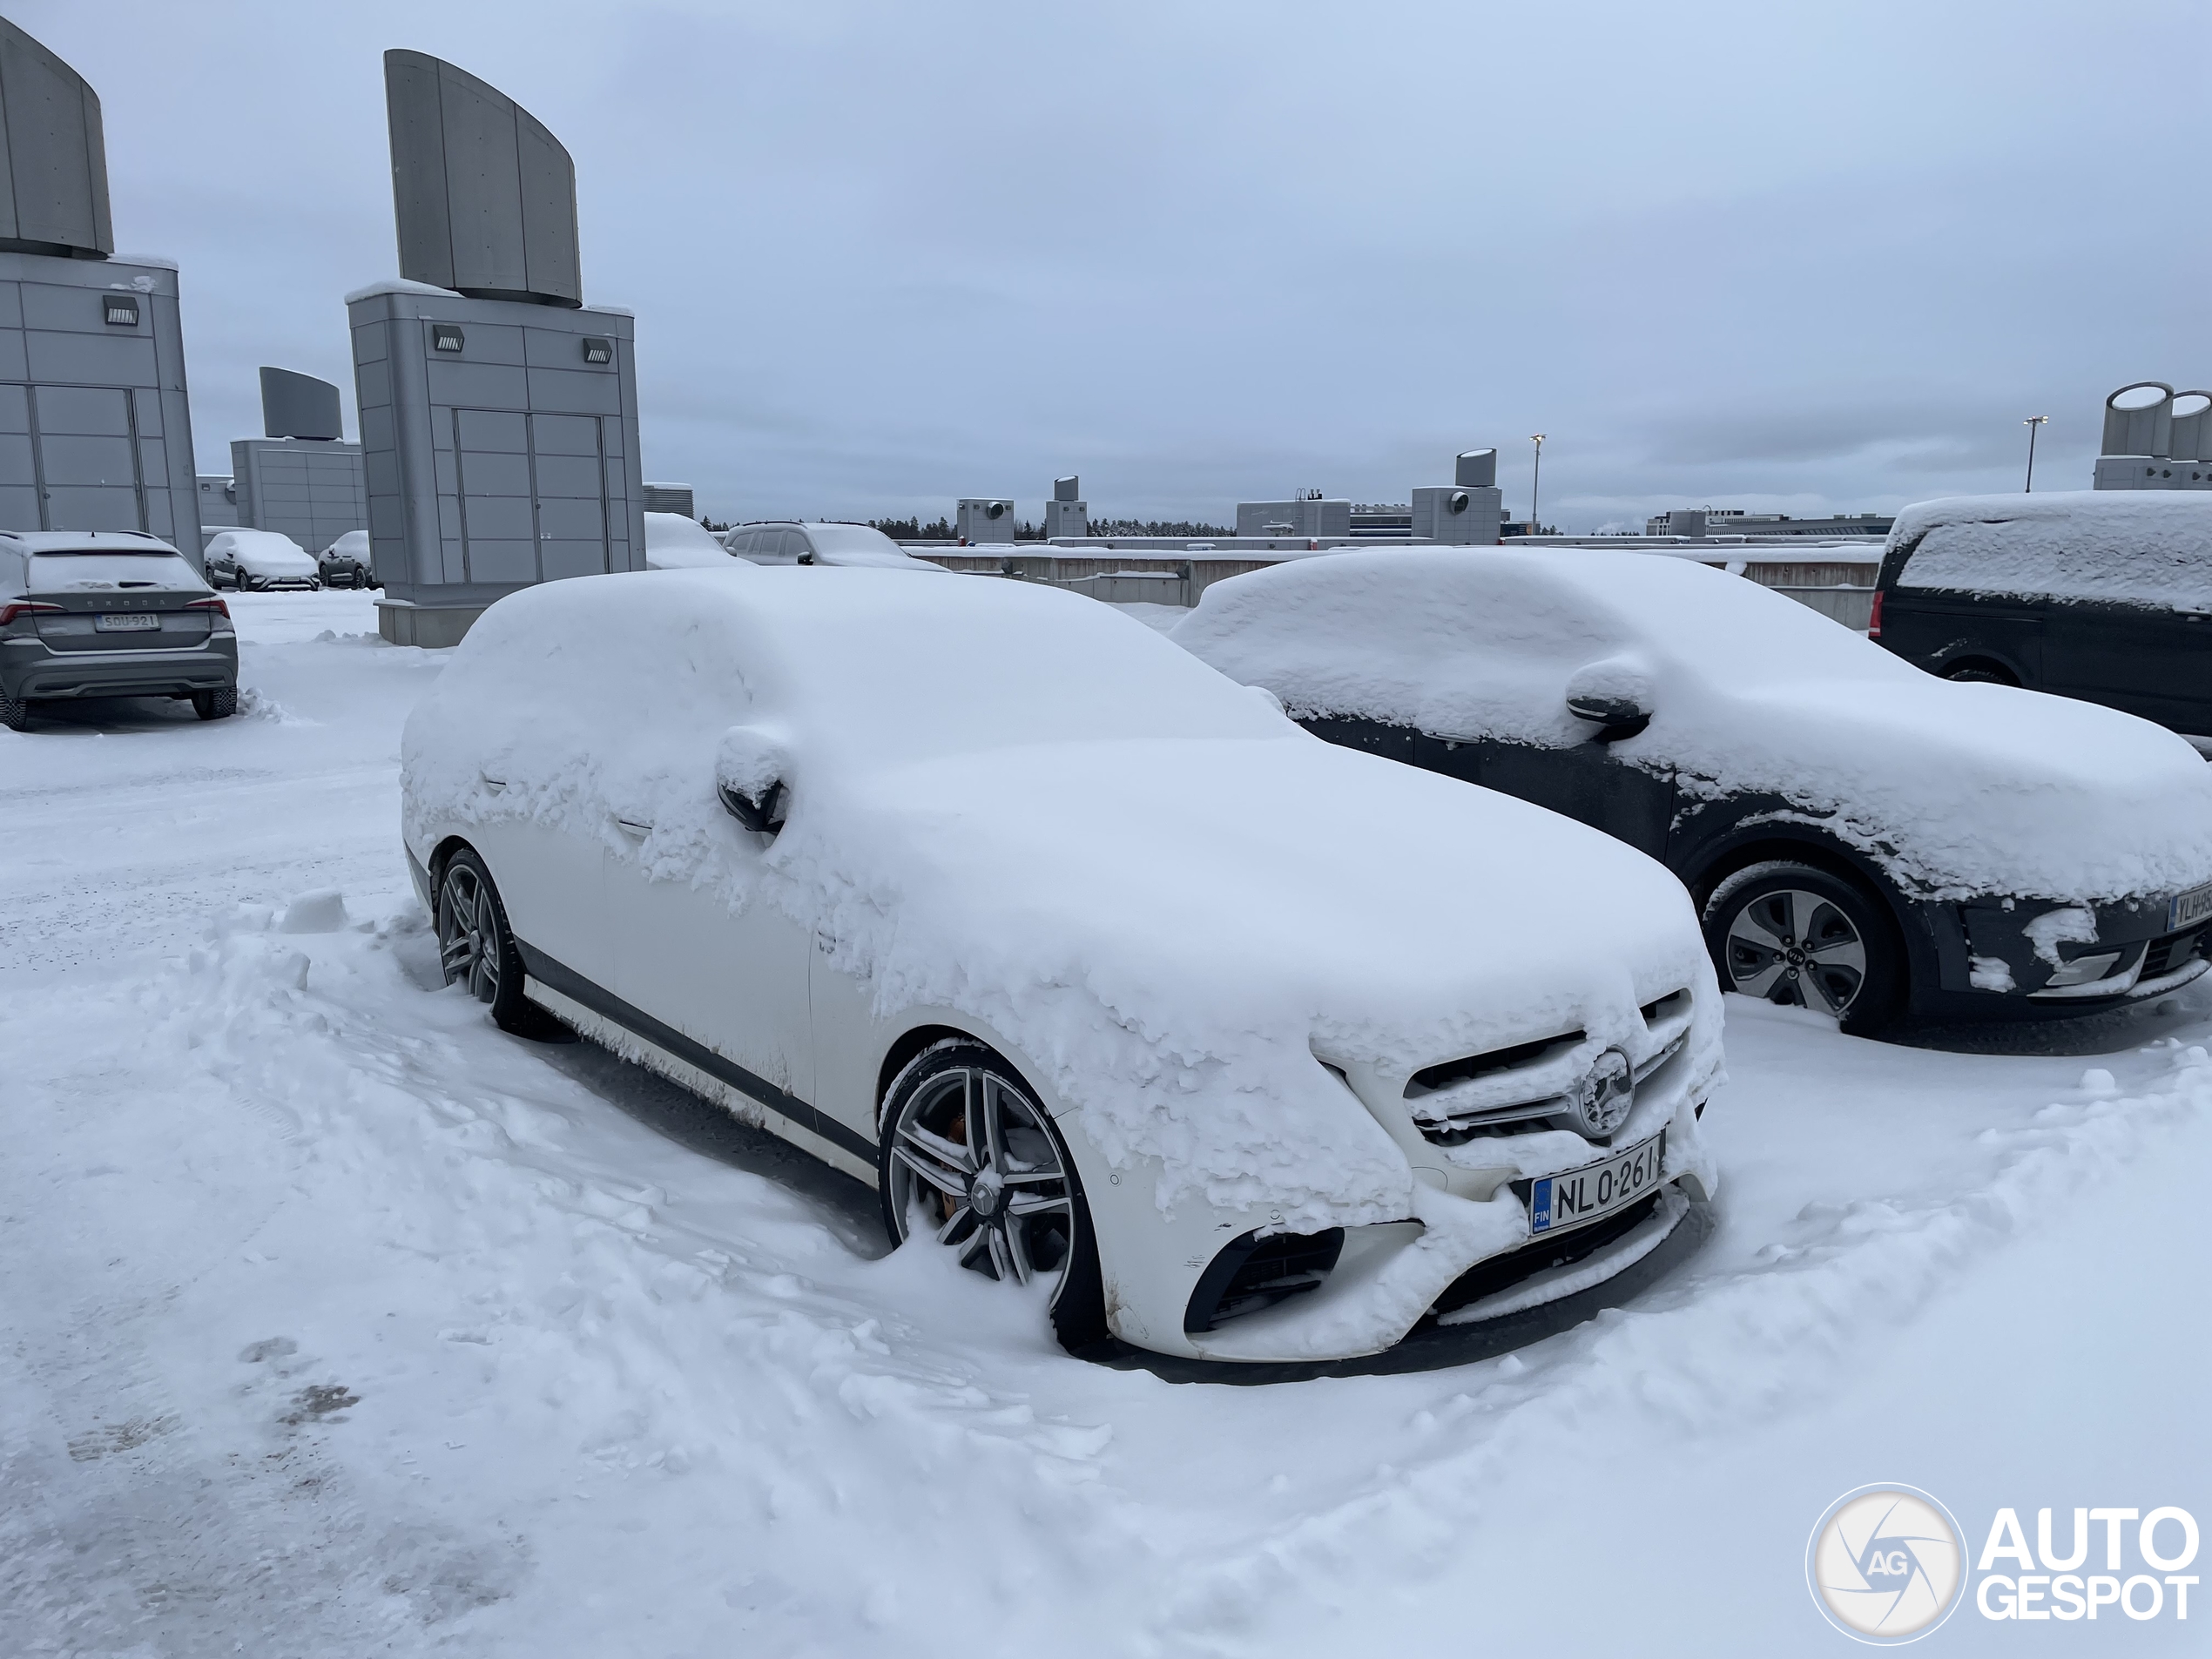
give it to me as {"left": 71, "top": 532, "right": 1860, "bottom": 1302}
{"left": 1403, "top": 991, "right": 1690, "bottom": 1148}
{"left": 1428, "top": 1191, "right": 1660, "bottom": 1318}
{"left": 1184, "top": 1228, "right": 1346, "bottom": 1332}
{"left": 2141, "top": 927, "right": 2209, "bottom": 981}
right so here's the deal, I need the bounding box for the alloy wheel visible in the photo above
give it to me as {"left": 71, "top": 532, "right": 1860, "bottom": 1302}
{"left": 886, "top": 1066, "right": 1076, "bottom": 1290}
{"left": 1723, "top": 887, "right": 1867, "bottom": 1015}
{"left": 436, "top": 860, "right": 502, "bottom": 1002}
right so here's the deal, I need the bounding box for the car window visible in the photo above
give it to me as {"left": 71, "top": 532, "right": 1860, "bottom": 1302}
{"left": 30, "top": 551, "right": 205, "bottom": 590}
{"left": 806, "top": 524, "right": 906, "bottom": 558}
{"left": 787, "top": 530, "right": 815, "bottom": 563}
{"left": 1892, "top": 499, "right": 2212, "bottom": 611}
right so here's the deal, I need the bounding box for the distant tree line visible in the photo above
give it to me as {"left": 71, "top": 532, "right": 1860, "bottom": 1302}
{"left": 1084, "top": 518, "right": 1232, "bottom": 538}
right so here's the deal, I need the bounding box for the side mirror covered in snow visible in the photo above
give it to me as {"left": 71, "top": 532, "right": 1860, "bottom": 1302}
{"left": 716, "top": 725, "right": 790, "bottom": 834}
{"left": 1565, "top": 656, "right": 1655, "bottom": 742}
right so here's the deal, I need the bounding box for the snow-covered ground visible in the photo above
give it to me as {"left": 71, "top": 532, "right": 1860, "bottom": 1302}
{"left": 3, "top": 589, "right": 2207, "bottom": 1656}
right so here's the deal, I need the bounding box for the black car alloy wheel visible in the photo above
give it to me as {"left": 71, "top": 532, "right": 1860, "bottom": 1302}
{"left": 434, "top": 848, "right": 545, "bottom": 1035}
{"left": 879, "top": 1040, "right": 1107, "bottom": 1349}
{"left": 1703, "top": 860, "right": 1901, "bottom": 1027}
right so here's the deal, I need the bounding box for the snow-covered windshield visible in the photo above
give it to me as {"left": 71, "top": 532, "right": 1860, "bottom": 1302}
{"left": 218, "top": 532, "right": 314, "bottom": 572}
{"left": 1891, "top": 491, "right": 2212, "bottom": 610}
{"left": 805, "top": 524, "right": 906, "bottom": 557}
{"left": 30, "top": 552, "right": 205, "bottom": 590}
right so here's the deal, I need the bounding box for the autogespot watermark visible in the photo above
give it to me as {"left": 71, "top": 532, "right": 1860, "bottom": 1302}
{"left": 1807, "top": 1486, "right": 2200, "bottom": 1642}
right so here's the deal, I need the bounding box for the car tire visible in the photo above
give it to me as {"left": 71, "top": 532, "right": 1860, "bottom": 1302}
{"left": 435, "top": 847, "right": 557, "bottom": 1038}
{"left": 0, "top": 685, "right": 29, "bottom": 732}
{"left": 1702, "top": 860, "right": 1904, "bottom": 1032}
{"left": 190, "top": 685, "right": 237, "bottom": 721}
{"left": 1944, "top": 660, "right": 2017, "bottom": 686}
{"left": 879, "top": 1038, "right": 1109, "bottom": 1352}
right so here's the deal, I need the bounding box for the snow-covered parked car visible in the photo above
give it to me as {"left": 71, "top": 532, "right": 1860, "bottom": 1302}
{"left": 401, "top": 569, "right": 1722, "bottom": 1363}
{"left": 644, "top": 511, "right": 734, "bottom": 570}
{"left": 1174, "top": 548, "right": 2212, "bottom": 1030}
{"left": 723, "top": 520, "right": 948, "bottom": 572}
{"left": 316, "top": 529, "right": 374, "bottom": 588}
{"left": 206, "top": 529, "right": 320, "bottom": 592}
{"left": 1874, "top": 491, "right": 2212, "bottom": 740}
{"left": 0, "top": 530, "right": 237, "bottom": 728}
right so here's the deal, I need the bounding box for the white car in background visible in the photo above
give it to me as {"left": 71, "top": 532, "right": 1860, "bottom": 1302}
{"left": 205, "top": 529, "right": 320, "bottom": 592}
{"left": 643, "top": 511, "right": 734, "bottom": 570}
{"left": 723, "top": 520, "right": 948, "bottom": 572}
{"left": 400, "top": 568, "right": 1721, "bottom": 1363}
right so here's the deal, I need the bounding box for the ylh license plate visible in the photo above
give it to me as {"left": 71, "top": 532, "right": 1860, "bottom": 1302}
{"left": 2169, "top": 881, "right": 2212, "bottom": 933}
{"left": 1521, "top": 1130, "right": 1666, "bottom": 1236}
{"left": 93, "top": 611, "right": 159, "bottom": 632}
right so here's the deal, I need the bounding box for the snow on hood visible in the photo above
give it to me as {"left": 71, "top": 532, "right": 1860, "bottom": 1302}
{"left": 1889, "top": 490, "right": 2212, "bottom": 609}
{"left": 1171, "top": 547, "right": 2212, "bottom": 904}
{"left": 644, "top": 512, "right": 736, "bottom": 570}
{"left": 214, "top": 530, "right": 316, "bottom": 576}
{"left": 402, "top": 569, "right": 1716, "bottom": 1229}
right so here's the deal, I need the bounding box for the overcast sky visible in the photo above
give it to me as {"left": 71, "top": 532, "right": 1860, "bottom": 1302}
{"left": 19, "top": 0, "right": 2210, "bottom": 529}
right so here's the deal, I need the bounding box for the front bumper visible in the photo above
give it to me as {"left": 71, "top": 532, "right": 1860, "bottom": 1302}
{"left": 3, "top": 633, "right": 239, "bottom": 701}
{"left": 1947, "top": 892, "right": 2212, "bottom": 1008}
{"left": 1077, "top": 1029, "right": 1719, "bottom": 1363}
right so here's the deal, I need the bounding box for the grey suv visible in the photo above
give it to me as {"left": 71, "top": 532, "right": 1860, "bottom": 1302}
{"left": 0, "top": 531, "right": 239, "bottom": 730}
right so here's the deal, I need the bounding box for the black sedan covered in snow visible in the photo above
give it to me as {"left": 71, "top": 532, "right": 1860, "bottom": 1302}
{"left": 1174, "top": 547, "right": 2212, "bottom": 1032}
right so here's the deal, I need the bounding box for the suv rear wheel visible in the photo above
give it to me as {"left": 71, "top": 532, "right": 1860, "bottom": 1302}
{"left": 1703, "top": 860, "right": 1903, "bottom": 1031}
{"left": 0, "top": 685, "right": 30, "bottom": 732}
{"left": 191, "top": 686, "right": 236, "bottom": 721}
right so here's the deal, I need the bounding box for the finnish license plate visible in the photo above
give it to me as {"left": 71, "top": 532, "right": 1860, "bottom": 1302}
{"left": 1521, "top": 1130, "right": 1666, "bottom": 1236}
{"left": 93, "top": 611, "right": 159, "bottom": 632}
{"left": 2169, "top": 881, "right": 2212, "bottom": 932}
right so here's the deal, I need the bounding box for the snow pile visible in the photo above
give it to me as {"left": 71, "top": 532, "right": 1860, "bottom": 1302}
{"left": 1890, "top": 490, "right": 2212, "bottom": 608}
{"left": 1172, "top": 548, "right": 2212, "bottom": 903}
{"left": 642, "top": 512, "right": 734, "bottom": 570}
{"left": 403, "top": 569, "right": 1718, "bottom": 1237}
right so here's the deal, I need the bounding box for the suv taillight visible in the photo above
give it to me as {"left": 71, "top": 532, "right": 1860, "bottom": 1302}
{"left": 0, "top": 600, "right": 61, "bottom": 626}
{"left": 187, "top": 596, "right": 231, "bottom": 618}
{"left": 1866, "top": 588, "right": 1883, "bottom": 639}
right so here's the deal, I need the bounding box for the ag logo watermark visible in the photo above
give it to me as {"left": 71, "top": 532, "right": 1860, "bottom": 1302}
{"left": 1808, "top": 1487, "right": 2200, "bottom": 1642}
{"left": 1806, "top": 1484, "right": 1967, "bottom": 1643}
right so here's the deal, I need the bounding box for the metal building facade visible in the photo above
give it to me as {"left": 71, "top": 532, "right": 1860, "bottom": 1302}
{"left": 230, "top": 435, "right": 368, "bottom": 552}
{"left": 0, "top": 20, "right": 199, "bottom": 557}
{"left": 349, "top": 283, "right": 643, "bottom": 644}
{"left": 0, "top": 251, "right": 199, "bottom": 552}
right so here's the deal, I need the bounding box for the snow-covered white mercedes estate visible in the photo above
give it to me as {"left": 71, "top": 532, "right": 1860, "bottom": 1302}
{"left": 400, "top": 568, "right": 1722, "bottom": 1362}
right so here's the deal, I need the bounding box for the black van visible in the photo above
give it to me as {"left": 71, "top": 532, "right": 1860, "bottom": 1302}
{"left": 1874, "top": 490, "right": 2212, "bottom": 744}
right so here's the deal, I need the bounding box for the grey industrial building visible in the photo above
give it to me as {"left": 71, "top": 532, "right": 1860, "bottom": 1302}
{"left": 1234, "top": 495, "right": 1352, "bottom": 539}
{"left": 1644, "top": 508, "right": 1894, "bottom": 537}
{"left": 642, "top": 482, "right": 694, "bottom": 518}
{"left": 0, "top": 20, "right": 200, "bottom": 558}
{"left": 225, "top": 368, "right": 367, "bottom": 553}
{"left": 353, "top": 50, "right": 645, "bottom": 647}
{"left": 2093, "top": 381, "right": 2212, "bottom": 490}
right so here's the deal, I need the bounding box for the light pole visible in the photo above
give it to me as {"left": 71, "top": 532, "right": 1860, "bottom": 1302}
{"left": 2022, "top": 415, "right": 2048, "bottom": 492}
{"left": 1529, "top": 434, "right": 1546, "bottom": 534}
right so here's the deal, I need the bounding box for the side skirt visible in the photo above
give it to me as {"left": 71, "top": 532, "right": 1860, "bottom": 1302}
{"left": 520, "top": 960, "right": 879, "bottom": 1189}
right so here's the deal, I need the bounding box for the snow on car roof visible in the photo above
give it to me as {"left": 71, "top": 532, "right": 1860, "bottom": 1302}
{"left": 643, "top": 511, "right": 734, "bottom": 570}
{"left": 1172, "top": 547, "right": 2212, "bottom": 903}
{"left": 1888, "top": 490, "right": 2212, "bottom": 609}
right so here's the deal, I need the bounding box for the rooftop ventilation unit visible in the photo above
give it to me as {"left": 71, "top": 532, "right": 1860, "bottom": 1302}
{"left": 260, "top": 368, "right": 344, "bottom": 441}
{"left": 0, "top": 19, "right": 113, "bottom": 260}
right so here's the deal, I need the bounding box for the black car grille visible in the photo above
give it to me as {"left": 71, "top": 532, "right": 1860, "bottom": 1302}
{"left": 2141, "top": 926, "right": 2209, "bottom": 981}
{"left": 1428, "top": 1192, "right": 1660, "bottom": 1318}
{"left": 1184, "top": 1228, "right": 1346, "bottom": 1332}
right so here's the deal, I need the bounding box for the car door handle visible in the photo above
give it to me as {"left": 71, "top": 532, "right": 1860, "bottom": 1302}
{"left": 615, "top": 817, "right": 652, "bottom": 837}
{"left": 479, "top": 772, "right": 508, "bottom": 792}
